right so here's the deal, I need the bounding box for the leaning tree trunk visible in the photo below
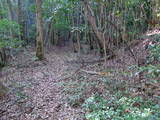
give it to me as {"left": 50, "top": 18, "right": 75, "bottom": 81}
{"left": 36, "top": 0, "right": 44, "bottom": 60}
{"left": 81, "top": 0, "right": 113, "bottom": 57}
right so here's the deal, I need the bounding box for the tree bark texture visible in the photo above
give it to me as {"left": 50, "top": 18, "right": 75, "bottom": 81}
{"left": 36, "top": 0, "right": 44, "bottom": 60}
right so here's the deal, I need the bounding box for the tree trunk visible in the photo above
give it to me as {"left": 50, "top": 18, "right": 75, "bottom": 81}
{"left": 18, "top": 0, "right": 25, "bottom": 41}
{"left": 6, "top": 0, "right": 14, "bottom": 21}
{"left": 36, "top": 0, "right": 44, "bottom": 60}
{"left": 81, "top": 0, "right": 113, "bottom": 57}
{"left": 0, "top": 14, "right": 7, "bottom": 67}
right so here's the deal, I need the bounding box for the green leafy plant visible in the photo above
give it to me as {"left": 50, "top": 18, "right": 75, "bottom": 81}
{"left": 139, "top": 64, "right": 160, "bottom": 78}
{"left": 16, "top": 91, "right": 29, "bottom": 99}
{"left": 57, "top": 80, "right": 87, "bottom": 107}
{"left": 141, "top": 38, "right": 160, "bottom": 78}
{"left": 147, "top": 41, "right": 160, "bottom": 63}
{"left": 0, "top": 19, "right": 21, "bottom": 48}
{"left": 0, "top": 19, "right": 22, "bottom": 66}
{"left": 129, "top": 37, "right": 160, "bottom": 79}
{"left": 83, "top": 95, "right": 160, "bottom": 120}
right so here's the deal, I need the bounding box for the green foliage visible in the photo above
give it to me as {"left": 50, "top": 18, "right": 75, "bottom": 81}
{"left": 147, "top": 39, "right": 160, "bottom": 63}
{"left": 139, "top": 64, "right": 160, "bottom": 78}
{"left": 129, "top": 37, "right": 160, "bottom": 79}
{"left": 0, "top": 19, "right": 21, "bottom": 48}
{"left": 142, "top": 38, "right": 160, "bottom": 78}
{"left": 0, "top": 19, "right": 22, "bottom": 66}
{"left": 83, "top": 95, "right": 160, "bottom": 120}
{"left": 0, "top": 9, "right": 8, "bottom": 18}
{"left": 16, "top": 91, "right": 29, "bottom": 99}
{"left": 43, "top": 0, "right": 72, "bottom": 31}
{"left": 123, "top": 0, "right": 151, "bottom": 33}
{"left": 57, "top": 80, "right": 88, "bottom": 106}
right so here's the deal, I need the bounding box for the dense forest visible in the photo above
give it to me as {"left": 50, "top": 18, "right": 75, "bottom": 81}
{"left": 0, "top": 0, "right": 160, "bottom": 120}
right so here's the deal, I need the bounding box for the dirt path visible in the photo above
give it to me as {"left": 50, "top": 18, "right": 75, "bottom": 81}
{"left": 0, "top": 47, "right": 83, "bottom": 120}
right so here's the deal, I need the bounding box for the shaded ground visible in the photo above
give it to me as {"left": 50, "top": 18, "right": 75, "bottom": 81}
{"left": 0, "top": 29, "right": 160, "bottom": 120}
{"left": 0, "top": 47, "right": 84, "bottom": 120}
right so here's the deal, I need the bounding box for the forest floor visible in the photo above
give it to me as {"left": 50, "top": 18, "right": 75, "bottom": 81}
{"left": 0, "top": 46, "right": 86, "bottom": 120}
{"left": 0, "top": 29, "right": 160, "bottom": 120}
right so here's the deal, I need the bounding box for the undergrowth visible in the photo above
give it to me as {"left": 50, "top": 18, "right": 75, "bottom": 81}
{"left": 58, "top": 34, "right": 160, "bottom": 120}
{"left": 83, "top": 95, "right": 160, "bottom": 120}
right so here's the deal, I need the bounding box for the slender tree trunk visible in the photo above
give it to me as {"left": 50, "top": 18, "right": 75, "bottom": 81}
{"left": 76, "top": 6, "right": 81, "bottom": 54}
{"left": 6, "top": 0, "right": 14, "bottom": 21}
{"left": 0, "top": 12, "right": 8, "bottom": 99}
{"left": 77, "top": 32, "right": 81, "bottom": 54}
{"left": 18, "top": 0, "right": 25, "bottom": 41}
{"left": 0, "top": 13, "right": 7, "bottom": 66}
{"left": 7, "top": 0, "right": 15, "bottom": 39}
{"left": 45, "top": 22, "right": 52, "bottom": 48}
{"left": 81, "top": 0, "right": 113, "bottom": 57}
{"left": 36, "top": 0, "right": 44, "bottom": 60}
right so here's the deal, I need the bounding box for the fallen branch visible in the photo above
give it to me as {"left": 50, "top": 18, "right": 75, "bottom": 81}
{"left": 81, "top": 69, "right": 112, "bottom": 76}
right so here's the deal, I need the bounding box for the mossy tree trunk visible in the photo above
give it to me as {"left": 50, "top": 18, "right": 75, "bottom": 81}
{"left": 36, "top": 0, "right": 44, "bottom": 60}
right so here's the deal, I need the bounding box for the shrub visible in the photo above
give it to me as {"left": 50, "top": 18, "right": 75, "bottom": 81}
{"left": 0, "top": 19, "right": 21, "bottom": 48}
{"left": 0, "top": 19, "right": 22, "bottom": 66}
{"left": 83, "top": 95, "right": 160, "bottom": 120}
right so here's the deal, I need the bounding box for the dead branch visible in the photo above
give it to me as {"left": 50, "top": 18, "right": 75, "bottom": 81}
{"left": 81, "top": 69, "right": 112, "bottom": 76}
